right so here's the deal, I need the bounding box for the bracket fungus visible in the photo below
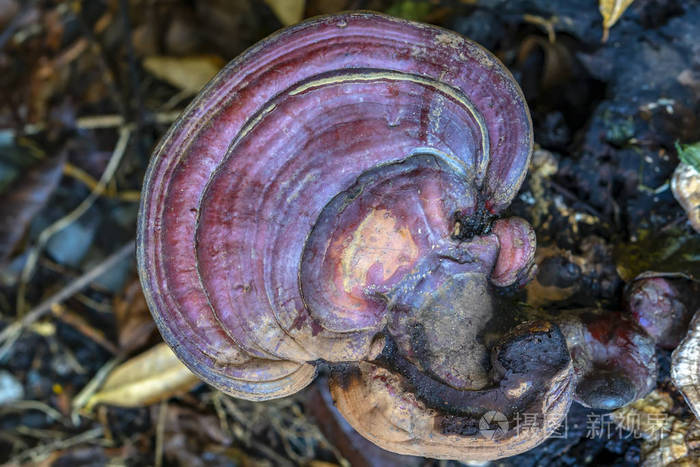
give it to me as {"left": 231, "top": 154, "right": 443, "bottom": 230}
{"left": 624, "top": 273, "right": 700, "bottom": 420}
{"left": 137, "top": 12, "right": 575, "bottom": 461}
{"left": 626, "top": 275, "right": 699, "bottom": 350}
{"left": 557, "top": 310, "right": 656, "bottom": 411}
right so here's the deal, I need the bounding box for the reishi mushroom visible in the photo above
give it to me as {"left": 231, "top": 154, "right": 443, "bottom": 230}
{"left": 625, "top": 274, "right": 699, "bottom": 349}
{"left": 557, "top": 310, "right": 656, "bottom": 410}
{"left": 137, "top": 12, "right": 574, "bottom": 461}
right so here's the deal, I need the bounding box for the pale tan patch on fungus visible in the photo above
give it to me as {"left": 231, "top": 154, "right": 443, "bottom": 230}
{"left": 525, "top": 245, "right": 580, "bottom": 307}
{"left": 491, "top": 217, "right": 536, "bottom": 287}
{"left": 434, "top": 32, "right": 463, "bottom": 50}
{"left": 339, "top": 209, "right": 419, "bottom": 293}
{"left": 330, "top": 356, "right": 573, "bottom": 461}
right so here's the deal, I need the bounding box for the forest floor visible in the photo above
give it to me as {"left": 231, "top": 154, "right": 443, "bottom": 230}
{"left": 0, "top": 1, "right": 698, "bottom": 466}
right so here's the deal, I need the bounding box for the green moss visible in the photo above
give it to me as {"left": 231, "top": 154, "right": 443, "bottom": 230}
{"left": 675, "top": 141, "right": 700, "bottom": 172}
{"left": 614, "top": 226, "right": 700, "bottom": 281}
{"left": 602, "top": 109, "right": 635, "bottom": 146}
{"left": 386, "top": 1, "right": 432, "bottom": 22}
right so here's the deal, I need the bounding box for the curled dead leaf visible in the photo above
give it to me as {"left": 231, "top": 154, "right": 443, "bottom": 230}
{"left": 264, "top": 0, "right": 305, "bottom": 26}
{"left": 306, "top": 0, "right": 352, "bottom": 17}
{"left": 143, "top": 55, "right": 225, "bottom": 95}
{"left": 517, "top": 36, "right": 573, "bottom": 90}
{"left": 84, "top": 343, "right": 200, "bottom": 410}
{"left": 599, "top": 0, "right": 635, "bottom": 42}
{"left": 0, "top": 153, "right": 66, "bottom": 264}
{"left": 113, "top": 280, "right": 156, "bottom": 353}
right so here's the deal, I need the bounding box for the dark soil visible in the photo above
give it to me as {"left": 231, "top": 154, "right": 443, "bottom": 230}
{"left": 0, "top": 0, "right": 698, "bottom": 466}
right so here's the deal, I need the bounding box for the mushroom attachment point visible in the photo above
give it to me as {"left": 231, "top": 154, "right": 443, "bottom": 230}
{"left": 558, "top": 310, "right": 657, "bottom": 410}
{"left": 331, "top": 321, "right": 573, "bottom": 461}
{"left": 136, "top": 12, "right": 564, "bottom": 461}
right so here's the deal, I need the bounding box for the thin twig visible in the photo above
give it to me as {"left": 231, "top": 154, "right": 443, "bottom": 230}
{"left": 72, "top": 354, "right": 125, "bottom": 421}
{"left": 119, "top": 0, "right": 143, "bottom": 123}
{"left": 0, "top": 111, "right": 181, "bottom": 138}
{"left": 249, "top": 439, "right": 295, "bottom": 467}
{"left": 523, "top": 13, "right": 557, "bottom": 43}
{"left": 211, "top": 392, "right": 231, "bottom": 434}
{"left": 0, "top": 0, "right": 34, "bottom": 51}
{"left": 63, "top": 162, "right": 140, "bottom": 202}
{"left": 13, "top": 426, "right": 69, "bottom": 440}
{"left": 16, "top": 126, "right": 132, "bottom": 316}
{"left": 0, "top": 400, "right": 66, "bottom": 423}
{"left": 7, "top": 427, "right": 103, "bottom": 465}
{"left": 73, "top": 2, "right": 126, "bottom": 117}
{"left": 0, "top": 240, "right": 135, "bottom": 360}
{"left": 51, "top": 302, "right": 119, "bottom": 354}
{"left": 547, "top": 179, "right": 604, "bottom": 219}
{"left": 154, "top": 400, "right": 167, "bottom": 467}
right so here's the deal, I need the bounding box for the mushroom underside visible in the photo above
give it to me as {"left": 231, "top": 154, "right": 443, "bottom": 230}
{"left": 331, "top": 322, "right": 573, "bottom": 461}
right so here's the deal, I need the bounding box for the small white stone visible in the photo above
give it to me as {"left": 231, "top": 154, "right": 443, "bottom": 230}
{"left": 0, "top": 370, "right": 24, "bottom": 405}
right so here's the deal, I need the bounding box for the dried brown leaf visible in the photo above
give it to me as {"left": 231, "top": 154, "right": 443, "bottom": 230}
{"left": 192, "top": 0, "right": 263, "bottom": 58}
{"left": 52, "top": 303, "right": 118, "bottom": 354}
{"left": 517, "top": 36, "right": 573, "bottom": 90}
{"left": 113, "top": 280, "right": 156, "bottom": 353}
{"left": 264, "top": 0, "right": 305, "bottom": 26}
{"left": 143, "top": 55, "right": 225, "bottom": 95}
{"left": 159, "top": 405, "right": 233, "bottom": 446}
{"left": 0, "top": 0, "right": 19, "bottom": 27}
{"left": 44, "top": 8, "right": 65, "bottom": 52}
{"left": 599, "top": 0, "right": 635, "bottom": 42}
{"left": 305, "top": 0, "right": 351, "bottom": 17}
{"left": 84, "top": 343, "right": 199, "bottom": 410}
{"left": 0, "top": 153, "right": 65, "bottom": 263}
{"left": 148, "top": 404, "right": 234, "bottom": 467}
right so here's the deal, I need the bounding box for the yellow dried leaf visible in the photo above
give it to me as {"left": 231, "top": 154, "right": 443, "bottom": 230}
{"left": 599, "top": 0, "right": 635, "bottom": 42}
{"left": 85, "top": 343, "right": 199, "bottom": 410}
{"left": 143, "top": 55, "right": 225, "bottom": 94}
{"left": 264, "top": 0, "right": 305, "bottom": 26}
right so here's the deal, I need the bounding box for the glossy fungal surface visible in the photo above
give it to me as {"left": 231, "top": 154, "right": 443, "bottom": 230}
{"left": 626, "top": 275, "right": 699, "bottom": 349}
{"left": 557, "top": 310, "right": 656, "bottom": 410}
{"left": 137, "top": 12, "right": 561, "bottom": 461}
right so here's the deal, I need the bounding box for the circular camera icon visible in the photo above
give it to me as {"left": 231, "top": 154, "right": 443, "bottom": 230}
{"left": 479, "top": 410, "right": 509, "bottom": 440}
